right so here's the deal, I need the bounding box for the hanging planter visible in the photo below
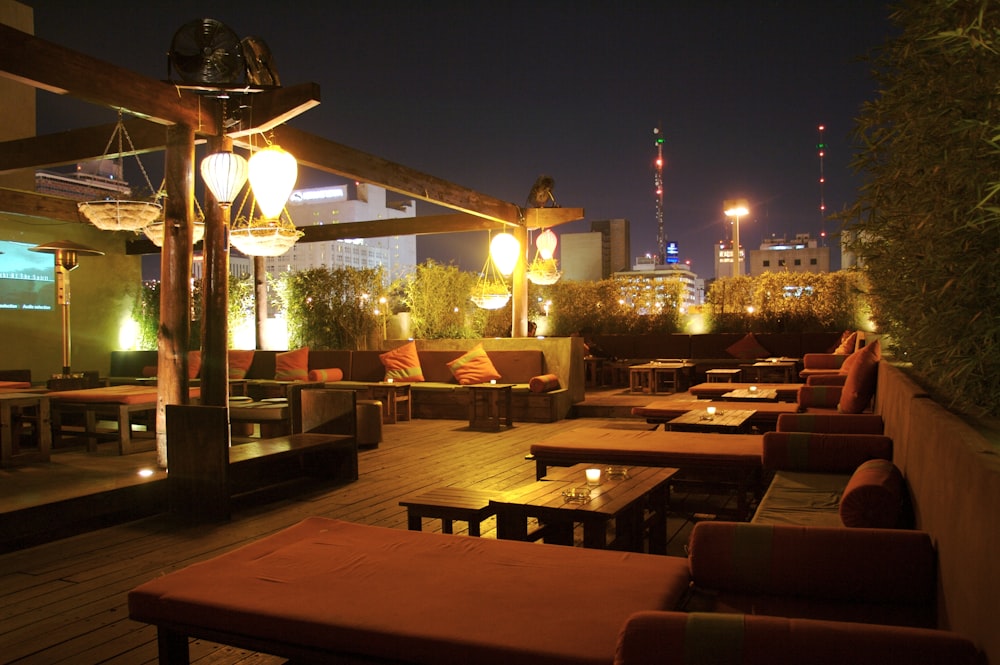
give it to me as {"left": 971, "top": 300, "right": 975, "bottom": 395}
{"left": 471, "top": 231, "right": 511, "bottom": 310}
{"left": 143, "top": 219, "right": 206, "bottom": 247}
{"left": 526, "top": 256, "right": 561, "bottom": 285}
{"left": 228, "top": 184, "right": 303, "bottom": 257}
{"left": 230, "top": 213, "right": 302, "bottom": 257}
{"left": 77, "top": 110, "right": 162, "bottom": 231}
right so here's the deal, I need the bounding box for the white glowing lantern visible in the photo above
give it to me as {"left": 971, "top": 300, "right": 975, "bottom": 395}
{"left": 200, "top": 151, "right": 248, "bottom": 207}
{"left": 490, "top": 232, "right": 520, "bottom": 276}
{"left": 535, "top": 228, "right": 558, "bottom": 260}
{"left": 248, "top": 145, "right": 298, "bottom": 218}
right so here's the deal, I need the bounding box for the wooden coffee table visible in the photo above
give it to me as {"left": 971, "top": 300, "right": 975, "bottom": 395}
{"left": 467, "top": 383, "right": 513, "bottom": 431}
{"left": 666, "top": 408, "right": 755, "bottom": 433}
{"left": 368, "top": 383, "right": 412, "bottom": 424}
{"left": 491, "top": 464, "right": 677, "bottom": 553}
{"left": 720, "top": 387, "right": 779, "bottom": 402}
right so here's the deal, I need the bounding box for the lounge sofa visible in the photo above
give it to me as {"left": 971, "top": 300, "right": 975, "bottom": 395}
{"left": 591, "top": 331, "right": 844, "bottom": 383}
{"left": 108, "top": 337, "right": 585, "bottom": 423}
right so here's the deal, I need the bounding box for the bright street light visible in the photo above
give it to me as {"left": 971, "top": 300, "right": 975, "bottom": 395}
{"left": 724, "top": 199, "right": 749, "bottom": 278}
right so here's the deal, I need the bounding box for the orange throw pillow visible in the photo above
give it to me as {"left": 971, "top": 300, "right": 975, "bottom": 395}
{"left": 446, "top": 344, "right": 501, "bottom": 385}
{"left": 379, "top": 341, "right": 425, "bottom": 382}
{"left": 228, "top": 349, "right": 255, "bottom": 380}
{"left": 275, "top": 347, "right": 310, "bottom": 381}
{"left": 834, "top": 331, "right": 858, "bottom": 354}
{"left": 838, "top": 340, "right": 881, "bottom": 413}
{"left": 529, "top": 374, "right": 560, "bottom": 393}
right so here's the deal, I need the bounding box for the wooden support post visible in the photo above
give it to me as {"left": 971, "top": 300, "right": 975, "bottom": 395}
{"left": 200, "top": 134, "right": 232, "bottom": 408}
{"left": 254, "top": 255, "right": 267, "bottom": 349}
{"left": 511, "top": 224, "right": 528, "bottom": 337}
{"left": 157, "top": 124, "right": 195, "bottom": 468}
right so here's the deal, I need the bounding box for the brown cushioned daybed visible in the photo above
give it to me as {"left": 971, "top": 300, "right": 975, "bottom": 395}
{"left": 128, "top": 517, "right": 691, "bottom": 665}
{"left": 528, "top": 427, "right": 764, "bottom": 518}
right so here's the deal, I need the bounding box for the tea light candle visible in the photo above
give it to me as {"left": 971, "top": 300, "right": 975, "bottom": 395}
{"left": 749, "top": 385, "right": 758, "bottom": 393}
{"left": 386, "top": 377, "right": 394, "bottom": 384}
{"left": 585, "top": 468, "right": 601, "bottom": 486}
{"left": 706, "top": 406, "right": 717, "bottom": 418}
{"left": 489, "top": 379, "right": 497, "bottom": 384}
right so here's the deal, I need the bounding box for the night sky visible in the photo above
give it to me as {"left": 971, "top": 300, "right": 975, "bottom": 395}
{"left": 27, "top": 0, "right": 893, "bottom": 277}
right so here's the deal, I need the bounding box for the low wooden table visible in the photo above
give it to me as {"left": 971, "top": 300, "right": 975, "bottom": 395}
{"left": 492, "top": 463, "right": 677, "bottom": 553}
{"left": 750, "top": 360, "right": 798, "bottom": 383}
{"left": 720, "top": 387, "right": 779, "bottom": 402}
{"left": 706, "top": 368, "right": 743, "bottom": 383}
{"left": 399, "top": 487, "right": 503, "bottom": 536}
{"left": 368, "top": 382, "right": 411, "bottom": 424}
{"left": 666, "top": 408, "right": 756, "bottom": 433}
{"left": 467, "top": 383, "right": 513, "bottom": 431}
{"left": 629, "top": 362, "right": 692, "bottom": 394}
{"left": 228, "top": 399, "right": 291, "bottom": 438}
{"left": 0, "top": 392, "right": 51, "bottom": 467}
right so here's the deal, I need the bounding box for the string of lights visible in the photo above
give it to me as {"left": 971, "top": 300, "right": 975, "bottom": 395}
{"left": 817, "top": 124, "right": 827, "bottom": 244}
{"left": 654, "top": 124, "right": 665, "bottom": 264}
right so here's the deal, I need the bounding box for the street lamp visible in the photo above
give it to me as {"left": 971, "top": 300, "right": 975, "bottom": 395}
{"left": 724, "top": 199, "right": 749, "bottom": 278}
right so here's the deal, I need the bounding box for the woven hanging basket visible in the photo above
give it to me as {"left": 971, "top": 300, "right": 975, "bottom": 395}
{"left": 142, "top": 220, "right": 206, "bottom": 247}
{"left": 470, "top": 279, "right": 511, "bottom": 310}
{"left": 230, "top": 217, "right": 303, "bottom": 257}
{"left": 78, "top": 200, "right": 162, "bottom": 231}
{"left": 526, "top": 256, "right": 562, "bottom": 285}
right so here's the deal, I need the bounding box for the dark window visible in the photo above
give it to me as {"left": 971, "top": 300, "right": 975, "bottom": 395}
{"left": 810, "top": 258, "right": 818, "bottom": 265}
{"left": 763, "top": 260, "right": 770, "bottom": 267}
{"left": 778, "top": 259, "right": 786, "bottom": 267}
{"left": 794, "top": 259, "right": 802, "bottom": 266}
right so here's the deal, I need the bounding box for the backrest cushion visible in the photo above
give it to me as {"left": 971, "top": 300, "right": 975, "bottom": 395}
{"left": 726, "top": 332, "right": 770, "bottom": 359}
{"left": 228, "top": 350, "right": 255, "bottom": 380}
{"left": 446, "top": 344, "right": 501, "bottom": 385}
{"left": 275, "top": 347, "right": 310, "bottom": 381}
{"left": 838, "top": 340, "right": 881, "bottom": 413}
{"left": 839, "top": 459, "right": 905, "bottom": 528}
{"left": 380, "top": 340, "right": 425, "bottom": 382}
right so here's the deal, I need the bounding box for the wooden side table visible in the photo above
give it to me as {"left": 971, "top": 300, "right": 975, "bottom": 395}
{"left": 0, "top": 393, "right": 51, "bottom": 467}
{"left": 467, "top": 384, "right": 513, "bottom": 431}
{"left": 399, "top": 487, "right": 502, "bottom": 536}
{"left": 368, "top": 383, "right": 411, "bottom": 424}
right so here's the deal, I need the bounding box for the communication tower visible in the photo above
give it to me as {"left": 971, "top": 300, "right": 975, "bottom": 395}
{"left": 654, "top": 125, "right": 665, "bottom": 264}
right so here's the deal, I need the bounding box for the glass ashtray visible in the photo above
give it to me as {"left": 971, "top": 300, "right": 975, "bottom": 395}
{"left": 605, "top": 466, "right": 630, "bottom": 480}
{"left": 561, "top": 487, "right": 592, "bottom": 503}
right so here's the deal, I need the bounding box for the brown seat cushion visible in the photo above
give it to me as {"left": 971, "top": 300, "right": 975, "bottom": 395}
{"left": 47, "top": 385, "right": 200, "bottom": 404}
{"left": 129, "top": 517, "right": 691, "bottom": 665}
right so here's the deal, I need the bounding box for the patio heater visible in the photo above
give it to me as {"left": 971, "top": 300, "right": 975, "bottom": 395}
{"left": 29, "top": 240, "right": 104, "bottom": 377}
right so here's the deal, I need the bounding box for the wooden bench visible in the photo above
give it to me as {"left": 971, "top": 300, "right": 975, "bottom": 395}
{"left": 167, "top": 399, "right": 357, "bottom": 521}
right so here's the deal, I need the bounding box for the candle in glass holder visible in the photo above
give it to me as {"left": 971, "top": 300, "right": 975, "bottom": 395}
{"left": 489, "top": 379, "right": 497, "bottom": 384}
{"left": 749, "top": 385, "right": 758, "bottom": 394}
{"left": 386, "top": 377, "right": 394, "bottom": 384}
{"left": 585, "top": 468, "right": 601, "bottom": 486}
{"left": 706, "top": 406, "right": 717, "bottom": 418}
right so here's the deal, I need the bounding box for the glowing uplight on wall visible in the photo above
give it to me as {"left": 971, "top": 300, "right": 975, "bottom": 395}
{"left": 118, "top": 317, "right": 140, "bottom": 350}
{"left": 248, "top": 144, "right": 298, "bottom": 218}
{"left": 489, "top": 232, "right": 520, "bottom": 276}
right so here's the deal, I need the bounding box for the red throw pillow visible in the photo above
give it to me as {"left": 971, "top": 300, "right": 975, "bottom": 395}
{"left": 187, "top": 350, "right": 202, "bottom": 380}
{"left": 838, "top": 340, "right": 881, "bottom": 413}
{"left": 726, "top": 332, "right": 771, "bottom": 360}
{"left": 379, "top": 341, "right": 425, "bottom": 382}
{"left": 228, "top": 349, "right": 255, "bottom": 380}
{"left": 529, "top": 374, "right": 560, "bottom": 393}
{"left": 446, "top": 344, "right": 501, "bottom": 385}
{"left": 840, "top": 458, "right": 904, "bottom": 528}
{"left": 308, "top": 368, "right": 344, "bottom": 382}
{"left": 275, "top": 347, "right": 310, "bottom": 381}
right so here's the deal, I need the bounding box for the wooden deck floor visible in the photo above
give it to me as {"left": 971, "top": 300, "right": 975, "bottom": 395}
{"left": 0, "top": 390, "right": 733, "bottom": 665}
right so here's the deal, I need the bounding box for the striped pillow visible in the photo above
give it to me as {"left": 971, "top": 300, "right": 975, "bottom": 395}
{"left": 379, "top": 341, "right": 424, "bottom": 382}
{"left": 446, "top": 344, "right": 501, "bottom": 385}
{"left": 275, "top": 347, "right": 310, "bottom": 381}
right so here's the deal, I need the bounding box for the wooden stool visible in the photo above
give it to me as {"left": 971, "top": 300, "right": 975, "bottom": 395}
{"left": 399, "top": 487, "right": 501, "bottom": 536}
